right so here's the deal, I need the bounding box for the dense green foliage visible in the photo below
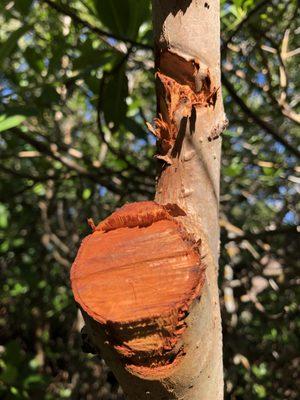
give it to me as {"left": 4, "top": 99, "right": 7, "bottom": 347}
{"left": 0, "top": 0, "right": 299, "bottom": 399}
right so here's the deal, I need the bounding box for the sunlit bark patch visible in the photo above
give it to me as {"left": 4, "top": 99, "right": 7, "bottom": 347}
{"left": 71, "top": 201, "right": 205, "bottom": 376}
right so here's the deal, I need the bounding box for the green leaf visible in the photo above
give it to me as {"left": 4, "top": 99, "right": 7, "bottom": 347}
{"left": 24, "top": 374, "right": 45, "bottom": 388}
{"left": 59, "top": 388, "right": 72, "bottom": 398}
{"left": 93, "top": 0, "right": 150, "bottom": 39}
{"left": 126, "top": 0, "right": 150, "bottom": 40}
{"left": 0, "top": 24, "right": 31, "bottom": 67}
{"left": 0, "top": 204, "right": 8, "bottom": 228}
{"left": 0, "top": 364, "right": 18, "bottom": 385}
{"left": 0, "top": 115, "right": 26, "bottom": 132}
{"left": 103, "top": 67, "right": 128, "bottom": 128}
{"left": 24, "top": 47, "right": 44, "bottom": 73}
{"left": 124, "top": 117, "right": 147, "bottom": 139}
{"left": 73, "top": 48, "right": 113, "bottom": 71}
{"left": 253, "top": 383, "right": 267, "bottom": 398}
{"left": 14, "top": 0, "right": 33, "bottom": 15}
{"left": 82, "top": 188, "right": 91, "bottom": 200}
{"left": 38, "top": 85, "right": 60, "bottom": 106}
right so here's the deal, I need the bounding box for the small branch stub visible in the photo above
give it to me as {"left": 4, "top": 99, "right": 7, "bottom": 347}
{"left": 71, "top": 201, "right": 205, "bottom": 378}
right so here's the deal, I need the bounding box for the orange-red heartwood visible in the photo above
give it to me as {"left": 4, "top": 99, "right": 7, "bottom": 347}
{"left": 71, "top": 201, "right": 205, "bottom": 373}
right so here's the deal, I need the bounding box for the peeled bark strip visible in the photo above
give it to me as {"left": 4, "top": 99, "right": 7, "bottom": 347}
{"left": 71, "top": 1, "right": 225, "bottom": 399}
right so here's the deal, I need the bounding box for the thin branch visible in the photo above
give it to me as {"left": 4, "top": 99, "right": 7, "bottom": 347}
{"left": 222, "top": 73, "right": 300, "bottom": 159}
{"left": 222, "top": 0, "right": 269, "bottom": 51}
{"left": 5, "top": 127, "right": 154, "bottom": 197}
{"left": 222, "top": 225, "right": 299, "bottom": 244}
{"left": 96, "top": 50, "right": 155, "bottom": 183}
{"left": 9, "top": 127, "right": 124, "bottom": 194}
{"left": 40, "top": 0, "right": 152, "bottom": 51}
{"left": 0, "top": 164, "right": 58, "bottom": 182}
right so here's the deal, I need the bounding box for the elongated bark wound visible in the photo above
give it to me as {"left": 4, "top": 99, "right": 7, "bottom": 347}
{"left": 71, "top": 201, "right": 205, "bottom": 377}
{"left": 147, "top": 50, "right": 218, "bottom": 164}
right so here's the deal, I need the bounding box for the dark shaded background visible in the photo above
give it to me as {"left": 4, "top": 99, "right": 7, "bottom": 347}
{"left": 0, "top": 0, "right": 299, "bottom": 399}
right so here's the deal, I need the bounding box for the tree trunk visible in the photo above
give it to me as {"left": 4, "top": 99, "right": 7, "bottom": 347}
{"left": 70, "top": 1, "right": 226, "bottom": 399}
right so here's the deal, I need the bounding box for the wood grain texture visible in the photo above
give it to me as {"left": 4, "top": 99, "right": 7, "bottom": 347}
{"left": 71, "top": 202, "right": 205, "bottom": 375}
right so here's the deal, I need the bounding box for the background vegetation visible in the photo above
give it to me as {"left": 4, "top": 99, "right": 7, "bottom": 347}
{"left": 0, "top": 0, "right": 299, "bottom": 399}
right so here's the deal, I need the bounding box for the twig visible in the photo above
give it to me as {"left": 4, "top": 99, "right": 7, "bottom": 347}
{"left": 222, "top": 73, "right": 300, "bottom": 159}
{"left": 10, "top": 127, "right": 124, "bottom": 194}
{"left": 96, "top": 50, "right": 155, "bottom": 182}
{"left": 222, "top": 225, "right": 299, "bottom": 244}
{"left": 40, "top": 0, "right": 152, "bottom": 51}
{"left": 222, "top": 0, "right": 269, "bottom": 51}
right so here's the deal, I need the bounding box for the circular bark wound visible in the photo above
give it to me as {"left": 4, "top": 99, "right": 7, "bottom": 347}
{"left": 71, "top": 201, "right": 205, "bottom": 375}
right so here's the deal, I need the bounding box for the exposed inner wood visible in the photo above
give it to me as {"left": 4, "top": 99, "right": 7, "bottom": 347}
{"left": 147, "top": 49, "right": 217, "bottom": 164}
{"left": 71, "top": 201, "right": 205, "bottom": 375}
